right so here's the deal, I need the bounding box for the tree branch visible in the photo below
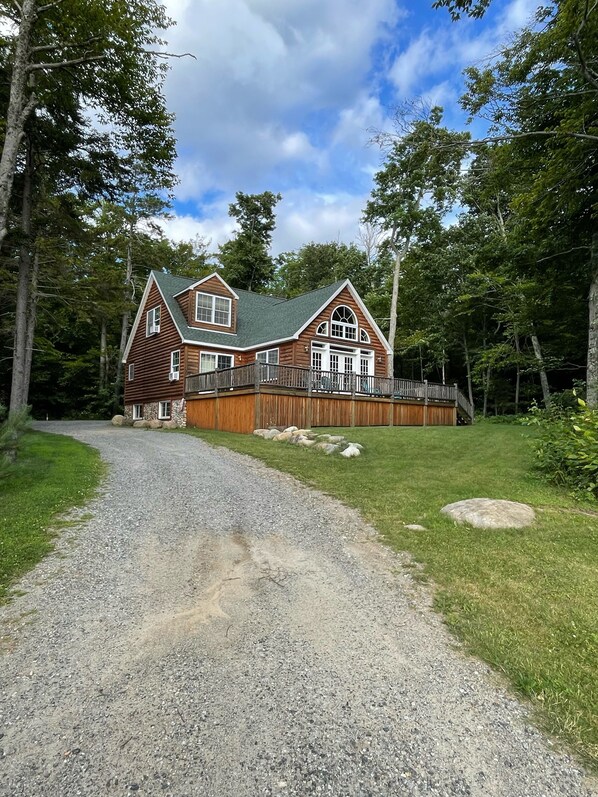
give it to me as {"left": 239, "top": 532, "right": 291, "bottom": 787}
{"left": 27, "top": 53, "right": 105, "bottom": 71}
{"left": 536, "top": 246, "right": 592, "bottom": 263}
{"left": 572, "top": 0, "right": 598, "bottom": 91}
{"left": 31, "top": 36, "right": 102, "bottom": 54}
{"left": 37, "top": 0, "right": 64, "bottom": 12}
{"left": 142, "top": 50, "right": 197, "bottom": 60}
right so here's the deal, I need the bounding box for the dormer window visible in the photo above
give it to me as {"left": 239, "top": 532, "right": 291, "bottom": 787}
{"left": 316, "top": 321, "right": 328, "bottom": 336}
{"left": 331, "top": 306, "right": 357, "bottom": 340}
{"left": 196, "top": 292, "right": 231, "bottom": 326}
{"left": 146, "top": 306, "right": 161, "bottom": 336}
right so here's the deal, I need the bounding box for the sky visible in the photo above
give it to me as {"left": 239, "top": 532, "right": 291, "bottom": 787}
{"left": 158, "top": 0, "right": 540, "bottom": 256}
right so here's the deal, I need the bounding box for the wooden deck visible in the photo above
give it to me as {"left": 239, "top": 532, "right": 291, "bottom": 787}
{"left": 184, "top": 363, "right": 473, "bottom": 434}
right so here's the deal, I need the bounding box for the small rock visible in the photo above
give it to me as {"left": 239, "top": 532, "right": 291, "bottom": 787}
{"left": 327, "top": 435, "right": 345, "bottom": 444}
{"left": 297, "top": 438, "right": 316, "bottom": 447}
{"left": 347, "top": 442, "right": 364, "bottom": 450}
{"left": 404, "top": 524, "right": 426, "bottom": 531}
{"left": 283, "top": 426, "right": 298, "bottom": 433}
{"left": 111, "top": 414, "right": 125, "bottom": 426}
{"left": 264, "top": 429, "right": 280, "bottom": 439}
{"left": 273, "top": 431, "right": 294, "bottom": 442}
{"left": 252, "top": 429, "right": 269, "bottom": 438}
{"left": 340, "top": 444, "right": 361, "bottom": 458}
{"left": 315, "top": 442, "right": 339, "bottom": 455}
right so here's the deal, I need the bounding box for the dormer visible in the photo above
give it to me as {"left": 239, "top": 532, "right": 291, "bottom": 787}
{"left": 174, "top": 273, "right": 238, "bottom": 333}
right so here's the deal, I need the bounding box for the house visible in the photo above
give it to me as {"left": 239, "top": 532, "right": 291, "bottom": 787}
{"left": 122, "top": 270, "right": 396, "bottom": 428}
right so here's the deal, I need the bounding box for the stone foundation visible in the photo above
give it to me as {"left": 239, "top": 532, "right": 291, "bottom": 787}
{"left": 123, "top": 399, "right": 186, "bottom": 428}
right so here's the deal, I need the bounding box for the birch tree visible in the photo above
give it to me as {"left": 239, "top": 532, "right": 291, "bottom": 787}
{"left": 363, "top": 107, "right": 468, "bottom": 377}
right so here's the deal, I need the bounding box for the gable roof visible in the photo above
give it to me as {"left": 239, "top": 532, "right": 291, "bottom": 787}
{"left": 123, "top": 270, "right": 391, "bottom": 361}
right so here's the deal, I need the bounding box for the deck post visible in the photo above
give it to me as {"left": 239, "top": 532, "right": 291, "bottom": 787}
{"left": 423, "top": 379, "right": 428, "bottom": 427}
{"left": 307, "top": 367, "right": 313, "bottom": 429}
{"left": 351, "top": 374, "right": 356, "bottom": 427}
{"left": 254, "top": 362, "right": 261, "bottom": 430}
{"left": 454, "top": 382, "right": 458, "bottom": 426}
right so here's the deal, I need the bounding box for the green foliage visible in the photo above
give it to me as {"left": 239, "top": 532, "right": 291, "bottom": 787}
{"left": 528, "top": 397, "right": 598, "bottom": 497}
{"left": 274, "top": 241, "right": 378, "bottom": 297}
{"left": 219, "top": 191, "right": 282, "bottom": 291}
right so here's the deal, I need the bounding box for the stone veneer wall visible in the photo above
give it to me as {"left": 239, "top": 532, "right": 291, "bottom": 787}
{"left": 123, "top": 399, "right": 186, "bottom": 427}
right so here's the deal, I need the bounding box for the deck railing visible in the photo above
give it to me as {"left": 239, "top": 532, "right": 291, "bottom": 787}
{"left": 185, "top": 362, "right": 474, "bottom": 421}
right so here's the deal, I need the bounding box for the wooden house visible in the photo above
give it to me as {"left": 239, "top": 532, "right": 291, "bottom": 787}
{"left": 123, "top": 271, "right": 473, "bottom": 432}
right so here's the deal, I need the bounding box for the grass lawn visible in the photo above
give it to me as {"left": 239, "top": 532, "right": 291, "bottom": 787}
{"left": 0, "top": 430, "right": 104, "bottom": 603}
{"left": 182, "top": 421, "right": 598, "bottom": 770}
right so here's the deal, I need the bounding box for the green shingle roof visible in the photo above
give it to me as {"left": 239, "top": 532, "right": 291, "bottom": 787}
{"left": 153, "top": 271, "right": 347, "bottom": 350}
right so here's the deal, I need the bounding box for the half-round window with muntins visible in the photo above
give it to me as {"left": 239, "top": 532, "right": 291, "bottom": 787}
{"left": 331, "top": 306, "right": 357, "bottom": 340}
{"left": 360, "top": 328, "right": 370, "bottom": 343}
{"left": 316, "top": 321, "right": 328, "bottom": 336}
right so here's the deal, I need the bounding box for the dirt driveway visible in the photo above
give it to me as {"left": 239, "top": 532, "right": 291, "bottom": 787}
{"left": 0, "top": 422, "right": 594, "bottom": 796}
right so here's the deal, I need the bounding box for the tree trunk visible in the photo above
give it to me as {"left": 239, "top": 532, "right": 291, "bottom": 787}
{"left": 114, "top": 225, "right": 135, "bottom": 409}
{"left": 441, "top": 348, "right": 446, "bottom": 385}
{"left": 586, "top": 233, "right": 598, "bottom": 408}
{"left": 386, "top": 245, "right": 402, "bottom": 378}
{"left": 514, "top": 329, "right": 521, "bottom": 413}
{"left": 9, "top": 137, "right": 33, "bottom": 415}
{"left": 21, "top": 249, "right": 39, "bottom": 405}
{"left": 100, "top": 318, "right": 108, "bottom": 390}
{"left": 463, "top": 334, "right": 474, "bottom": 408}
{"left": 482, "top": 365, "right": 491, "bottom": 418}
{"left": 530, "top": 329, "right": 551, "bottom": 408}
{"left": 0, "top": 0, "right": 37, "bottom": 249}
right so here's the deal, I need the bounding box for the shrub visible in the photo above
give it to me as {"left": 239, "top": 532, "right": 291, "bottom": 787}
{"left": 527, "top": 397, "right": 598, "bottom": 497}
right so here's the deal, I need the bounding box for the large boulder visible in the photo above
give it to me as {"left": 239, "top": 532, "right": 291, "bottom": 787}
{"left": 148, "top": 419, "right": 163, "bottom": 429}
{"left": 111, "top": 414, "right": 125, "bottom": 426}
{"left": 441, "top": 498, "right": 535, "bottom": 529}
{"left": 133, "top": 420, "right": 149, "bottom": 429}
{"left": 283, "top": 426, "right": 298, "bottom": 433}
{"left": 274, "top": 431, "right": 294, "bottom": 442}
{"left": 162, "top": 419, "right": 178, "bottom": 430}
{"left": 253, "top": 429, "right": 269, "bottom": 438}
{"left": 264, "top": 429, "right": 280, "bottom": 440}
{"left": 315, "top": 442, "right": 340, "bottom": 455}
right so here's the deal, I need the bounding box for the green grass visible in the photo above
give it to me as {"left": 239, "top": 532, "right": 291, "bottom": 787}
{"left": 181, "top": 422, "right": 598, "bottom": 770}
{"left": 0, "top": 431, "right": 104, "bottom": 603}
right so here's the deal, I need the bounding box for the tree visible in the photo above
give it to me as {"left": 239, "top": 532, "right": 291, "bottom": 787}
{"left": 218, "top": 191, "right": 281, "bottom": 291}
{"left": 364, "top": 106, "right": 468, "bottom": 376}
{"left": 274, "top": 241, "right": 374, "bottom": 297}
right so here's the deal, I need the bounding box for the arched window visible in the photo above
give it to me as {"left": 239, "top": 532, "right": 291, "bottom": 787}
{"left": 316, "top": 321, "right": 328, "bottom": 336}
{"left": 360, "top": 328, "right": 370, "bottom": 343}
{"left": 331, "top": 306, "right": 357, "bottom": 340}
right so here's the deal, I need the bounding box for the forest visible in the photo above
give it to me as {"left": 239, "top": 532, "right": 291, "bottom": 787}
{"left": 0, "top": 0, "right": 596, "bottom": 420}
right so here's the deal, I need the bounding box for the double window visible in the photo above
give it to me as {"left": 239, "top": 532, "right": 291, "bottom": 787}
{"left": 146, "top": 306, "right": 161, "bottom": 335}
{"left": 331, "top": 306, "right": 357, "bottom": 340}
{"left": 200, "top": 352, "right": 233, "bottom": 372}
{"left": 256, "top": 349, "right": 279, "bottom": 365}
{"left": 196, "top": 292, "right": 231, "bottom": 326}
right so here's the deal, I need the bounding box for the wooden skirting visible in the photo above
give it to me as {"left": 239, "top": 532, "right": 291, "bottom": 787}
{"left": 185, "top": 388, "right": 457, "bottom": 434}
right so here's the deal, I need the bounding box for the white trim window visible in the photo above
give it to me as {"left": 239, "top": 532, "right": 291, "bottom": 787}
{"left": 146, "top": 305, "right": 161, "bottom": 336}
{"left": 195, "top": 292, "right": 232, "bottom": 326}
{"left": 128, "top": 363, "right": 135, "bottom": 381}
{"left": 331, "top": 306, "right": 357, "bottom": 340}
{"left": 133, "top": 404, "right": 142, "bottom": 420}
{"left": 170, "top": 350, "right": 180, "bottom": 375}
{"left": 158, "top": 401, "right": 171, "bottom": 420}
{"left": 200, "top": 352, "right": 234, "bottom": 372}
{"left": 256, "top": 348, "right": 279, "bottom": 365}
{"left": 316, "top": 321, "right": 328, "bottom": 336}
{"left": 360, "top": 329, "right": 370, "bottom": 343}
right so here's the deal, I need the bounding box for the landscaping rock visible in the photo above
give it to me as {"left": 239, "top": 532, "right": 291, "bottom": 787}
{"left": 315, "top": 442, "right": 340, "bottom": 455}
{"left": 132, "top": 420, "right": 149, "bottom": 429}
{"left": 148, "top": 419, "right": 163, "bottom": 429}
{"left": 253, "top": 429, "right": 269, "bottom": 438}
{"left": 273, "top": 431, "right": 294, "bottom": 442}
{"left": 111, "top": 415, "right": 125, "bottom": 426}
{"left": 340, "top": 444, "right": 361, "bottom": 458}
{"left": 264, "top": 429, "right": 280, "bottom": 440}
{"left": 405, "top": 524, "right": 426, "bottom": 531}
{"left": 347, "top": 442, "right": 364, "bottom": 450}
{"left": 297, "top": 437, "right": 316, "bottom": 447}
{"left": 283, "top": 426, "right": 298, "bottom": 433}
{"left": 441, "top": 498, "right": 535, "bottom": 529}
{"left": 162, "top": 420, "right": 178, "bottom": 430}
{"left": 327, "top": 435, "right": 345, "bottom": 444}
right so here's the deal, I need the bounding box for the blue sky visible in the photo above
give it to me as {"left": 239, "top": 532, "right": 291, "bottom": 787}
{"left": 160, "top": 0, "right": 540, "bottom": 254}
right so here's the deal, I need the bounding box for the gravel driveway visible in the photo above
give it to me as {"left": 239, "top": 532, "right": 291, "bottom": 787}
{"left": 0, "top": 421, "right": 595, "bottom": 797}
